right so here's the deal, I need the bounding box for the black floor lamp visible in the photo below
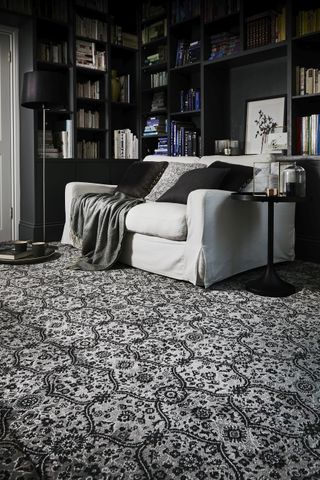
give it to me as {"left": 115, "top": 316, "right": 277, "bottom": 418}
{"left": 21, "top": 70, "right": 68, "bottom": 242}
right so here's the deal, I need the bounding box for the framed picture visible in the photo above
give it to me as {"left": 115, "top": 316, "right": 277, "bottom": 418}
{"left": 245, "top": 96, "right": 286, "bottom": 154}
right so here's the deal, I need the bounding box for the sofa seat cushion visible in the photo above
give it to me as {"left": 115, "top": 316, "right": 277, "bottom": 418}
{"left": 125, "top": 202, "right": 187, "bottom": 241}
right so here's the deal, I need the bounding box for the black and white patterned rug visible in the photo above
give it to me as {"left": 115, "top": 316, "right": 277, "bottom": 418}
{"left": 0, "top": 245, "right": 320, "bottom": 480}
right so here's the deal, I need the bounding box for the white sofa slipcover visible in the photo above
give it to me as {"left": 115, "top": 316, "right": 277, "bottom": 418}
{"left": 62, "top": 154, "right": 295, "bottom": 287}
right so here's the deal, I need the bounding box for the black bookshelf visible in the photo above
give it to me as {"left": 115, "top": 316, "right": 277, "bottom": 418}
{"left": 1, "top": 0, "right": 319, "bottom": 260}
{"left": 11, "top": 0, "right": 139, "bottom": 241}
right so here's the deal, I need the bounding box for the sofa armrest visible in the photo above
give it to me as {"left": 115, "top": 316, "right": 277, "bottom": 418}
{"left": 185, "top": 189, "right": 295, "bottom": 287}
{"left": 61, "top": 181, "right": 116, "bottom": 245}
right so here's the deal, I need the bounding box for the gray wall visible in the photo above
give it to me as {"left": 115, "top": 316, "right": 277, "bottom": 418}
{"left": 230, "top": 57, "right": 287, "bottom": 153}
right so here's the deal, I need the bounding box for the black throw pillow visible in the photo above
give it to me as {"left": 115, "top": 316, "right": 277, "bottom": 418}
{"left": 209, "top": 161, "right": 253, "bottom": 191}
{"left": 115, "top": 161, "right": 168, "bottom": 198}
{"left": 156, "top": 167, "right": 230, "bottom": 204}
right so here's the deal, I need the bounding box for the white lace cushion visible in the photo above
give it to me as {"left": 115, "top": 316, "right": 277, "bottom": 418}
{"left": 145, "top": 162, "right": 206, "bottom": 202}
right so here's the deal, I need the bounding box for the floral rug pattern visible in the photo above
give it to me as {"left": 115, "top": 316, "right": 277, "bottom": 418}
{"left": 0, "top": 245, "right": 320, "bottom": 479}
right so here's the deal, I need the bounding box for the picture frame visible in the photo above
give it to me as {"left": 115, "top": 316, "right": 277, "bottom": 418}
{"left": 266, "top": 128, "right": 288, "bottom": 153}
{"left": 245, "top": 96, "right": 286, "bottom": 154}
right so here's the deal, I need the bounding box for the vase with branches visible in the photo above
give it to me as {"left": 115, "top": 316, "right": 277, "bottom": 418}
{"left": 254, "top": 110, "right": 278, "bottom": 153}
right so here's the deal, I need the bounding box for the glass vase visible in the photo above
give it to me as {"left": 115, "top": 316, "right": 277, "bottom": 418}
{"left": 282, "top": 162, "right": 306, "bottom": 197}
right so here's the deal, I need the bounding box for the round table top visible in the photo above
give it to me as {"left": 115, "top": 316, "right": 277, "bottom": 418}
{"left": 0, "top": 246, "right": 57, "bottom": 264}
{"left": 230, "top": 192, "right": 306, "bottom": 203}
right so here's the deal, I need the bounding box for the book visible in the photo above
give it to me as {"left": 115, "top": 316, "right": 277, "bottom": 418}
{"left": 0, "top": 249, "right": 33, "bottom": 260}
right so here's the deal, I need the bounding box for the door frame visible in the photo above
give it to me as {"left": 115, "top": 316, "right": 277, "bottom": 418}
{"left": 0, "top": 25, "right": 20, "bottom": 239}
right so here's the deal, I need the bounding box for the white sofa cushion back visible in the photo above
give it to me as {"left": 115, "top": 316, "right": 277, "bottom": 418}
{"left": 200, "top": 153, "right": 274, "bottom": 167}
{"left": 125, "top": 202, "right": 187, "bottom": 241}
{"left": 144, "top": 155, "right": 202, "bottom": 164}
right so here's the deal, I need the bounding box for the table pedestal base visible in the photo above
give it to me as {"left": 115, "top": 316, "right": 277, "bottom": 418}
{"left": 246, "top": 265, "right": 295, "bottom": 297}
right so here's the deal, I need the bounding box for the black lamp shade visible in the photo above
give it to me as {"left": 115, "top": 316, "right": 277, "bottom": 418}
{"left": 21, "top": 70, "right": 68, "bottom": 109}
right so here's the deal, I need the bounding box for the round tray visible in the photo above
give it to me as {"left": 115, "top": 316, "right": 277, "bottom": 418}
{"left": 0, "top": 247, "right": 57, "bottom": 265}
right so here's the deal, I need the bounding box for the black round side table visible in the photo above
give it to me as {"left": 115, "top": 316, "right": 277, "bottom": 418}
{"left": 231, "top": 193, "right": 305, "bottom": 297}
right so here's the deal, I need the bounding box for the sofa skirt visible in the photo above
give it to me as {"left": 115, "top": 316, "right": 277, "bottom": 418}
{"left": 119, "top": 233, "right": 194, "bottom": 284}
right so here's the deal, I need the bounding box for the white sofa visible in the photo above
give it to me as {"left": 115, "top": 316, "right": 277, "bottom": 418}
{"left": 61, "top": 154, "right": 295, "bottom": 287}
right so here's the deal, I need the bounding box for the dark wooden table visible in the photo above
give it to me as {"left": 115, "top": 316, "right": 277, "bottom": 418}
{"left": 231, "top": 192, "right": 305, "bottom": 297}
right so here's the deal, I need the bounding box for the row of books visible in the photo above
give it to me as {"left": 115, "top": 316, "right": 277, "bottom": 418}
{"left": 180, "top": 88, "right": 200, "bottom": 112}
{"left": 295, "top": 67, "right": 320, "bottom": 96}
{"left": 76, "top": 40, "right": 106, "bottom": 71}
{"left": 246, "top": 8, "right": 286, "bottom": 50}
{"left": 142, "top": 19, "right": 167, "bottom": 45}
{"left": 38, "top": 122, "right": 72, "bottom": 159}
{"left": 170, "top": 120, "right": 200, "bottom": 156}
{"left": 203, "top": 0, "right": 240, "bottom": 23}
{"left": 116, "top": 74, "right": 131, "bottom": 103}
{"left": 175, "top": 39, "right": 200, "bottom": 67}
{"left": 296, "top": 114, "right": 320, "bottom": 156}
{"left": 77, "top": 140, "right": 100, "bottom": 159}
{"left": 150, "top": 71, "right": 167, "bottom": 88}
{"left": 151, "top": 91, "right": 166, "bottom": 111}
{"left": 171, "top": 0, "right": 200, "bottom": 25}
{"left": 77, "top": 109, "right": 100, "bottom": 129}
{"left": 154, "top": 137, "right": 168, "bottom": 155}
{"left": 144, "top": 46, "right": 167, "bottom": 66}
{"left": 37, "top": 40, "right": 67, "bottom": 64}
{"left": 208, "top": 32, "right": 240, "bottom": 61}
{"left": 143, "top": 116, "right": 167, "bottom": 137}
{"left": 114, "top": 129, "right": 138, "bottom": 159}
{"left": 75, "top": 0, "right": 107, "bottom": 14}
{"left": 0, "top": 0, "right": 32, "bottom": 14}
{"left": 110, "top": 25, "right": 138, "bottom": 49}
{"left": 38, "top": 130, "right": 61, "bottom": 158}
{"left": 77, "top": 79, "right": 100, "bottom": 99}
{"left": 296, "top": 9, "right": 320, "bottom": 37}
{"left": 36, "top": 0, "right": 67, "bottom": 22}
{"left": 76, "top": 14, "right": 108, "bottom": 41}
{"left": 142, "top": 1, "right": 166, "bottom": 21}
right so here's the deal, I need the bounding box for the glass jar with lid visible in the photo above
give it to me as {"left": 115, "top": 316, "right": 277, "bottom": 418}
{"left": 282, "top": 162, "right": 306, "bottom": 197}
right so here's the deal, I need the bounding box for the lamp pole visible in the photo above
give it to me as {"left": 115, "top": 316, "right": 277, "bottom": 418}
{"left": 21, "top": 70, "right": 68, "bottom": 242}
{"left": 42, "top": 104, "right": 47, "bottom": 242}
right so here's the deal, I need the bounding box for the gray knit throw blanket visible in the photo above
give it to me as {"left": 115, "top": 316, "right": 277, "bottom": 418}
{"left": 70, "top": 191, "right": 144, "bottom": 271}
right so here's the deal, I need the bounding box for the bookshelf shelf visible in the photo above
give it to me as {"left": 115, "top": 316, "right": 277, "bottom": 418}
{"left": 204, "top": 11, "right": 240, "bottom": 26}
{"left": 292, "top": 94, "right": 320, "bottom": 102}
{"left": 76, "top": 66, "right": 106, "bottom": 74}
{"left": 203, "top": 42, "right": 287, "bottom": 69}
{"left": 77, "top": 97, "right": 106, "bottom": 104}
{"left": 142, "top": 36, "right": 167, "bottom": 48}
{"left": 77, "top": 127, "right": 106, "bottom": 132}
{"left": 171, "top": 16, "right": 201, "bottom": 29}
{"left": 292, "top": 32, "right": 320, "bottom": 43}
{"left": 76, "top": 35, "right": 106, "bottom": 45}
{"left": 142, "top": 86, "right": 167, "bottom": 93}
{"left": 142, "top": 13, "right": 166, "bottom": 26}
{"left": 142, "top": 109, "right": 167, "bottom": 116}
{"left": 142, "top": 62, "right": 168, "bottom": 72}
{"left": 110, "top": 43, "right": 138, "bottom": 53}
{"left": 170, "top": 62, "right": 200, "bottom": 73}
{"left": 111, "top": 102, "right": 137, "bottom": 108}
{"left": 171, "top": 110, "right": 201, "bottom": 116}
